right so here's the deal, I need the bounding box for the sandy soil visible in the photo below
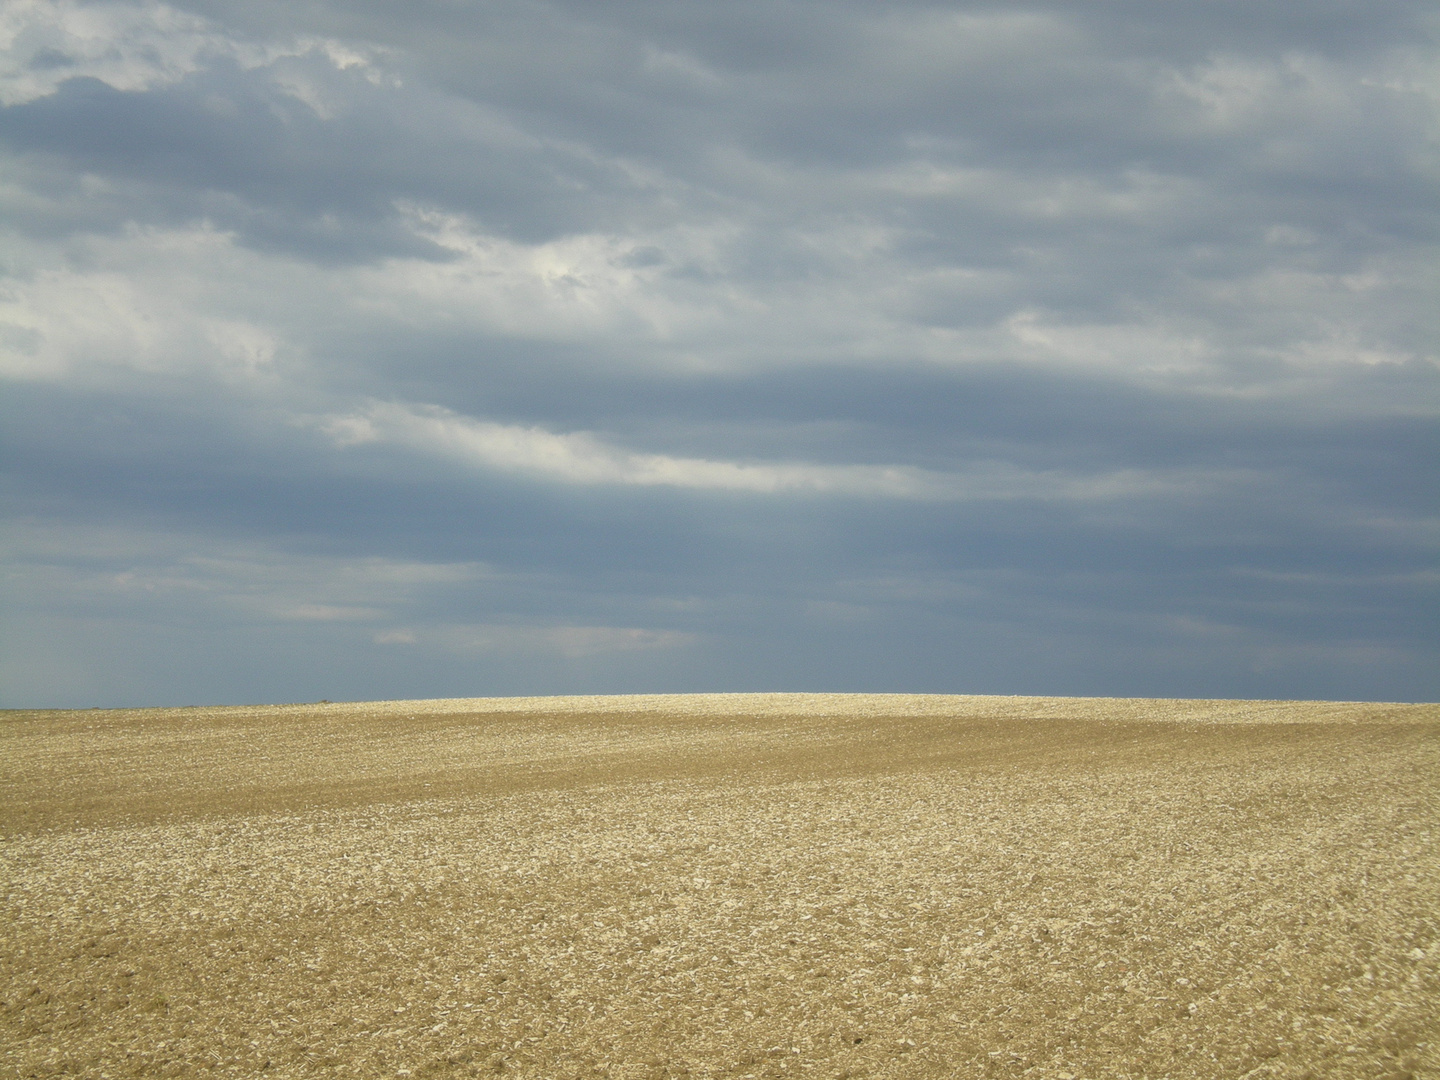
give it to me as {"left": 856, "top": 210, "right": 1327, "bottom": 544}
{"left": 2, "top": 694, "right": 1437, "bottom": 1079}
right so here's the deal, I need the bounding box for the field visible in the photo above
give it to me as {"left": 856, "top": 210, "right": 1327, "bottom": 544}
{"left": 2, "top": 693, "right": 1438, "bottom": 1080}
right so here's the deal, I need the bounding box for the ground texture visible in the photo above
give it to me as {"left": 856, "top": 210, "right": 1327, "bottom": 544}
{"left": 2, "top": 693, "right": 1437, "bottom": 1080}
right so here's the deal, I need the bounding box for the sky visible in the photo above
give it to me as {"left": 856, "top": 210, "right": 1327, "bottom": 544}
{"left": 1, "top": 0, "right": 1437, "bottom": 707}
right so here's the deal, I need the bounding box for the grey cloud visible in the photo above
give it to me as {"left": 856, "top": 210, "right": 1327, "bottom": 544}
{"left": 1, "top": 0, "right": 1436, "bottom": 705}
{"left": 4, "top": 0, "right": 1433, "bottom": 375}
{"left": 0, "top": 64, "right": 653, "bottom": 258}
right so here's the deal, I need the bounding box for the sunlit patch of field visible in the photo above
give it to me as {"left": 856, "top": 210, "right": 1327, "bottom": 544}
{"left": 2, "top": 694, "right": 1437, "bottom": 1079}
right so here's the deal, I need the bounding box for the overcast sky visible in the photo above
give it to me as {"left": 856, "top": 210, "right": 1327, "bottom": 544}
{"left": 2, "top": 0, "right": 1437, "bottom": 707}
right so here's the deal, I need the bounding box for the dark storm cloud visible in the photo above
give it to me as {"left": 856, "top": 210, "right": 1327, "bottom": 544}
{"left": 1, "top": 0, "right": 1436, "bottom": 705}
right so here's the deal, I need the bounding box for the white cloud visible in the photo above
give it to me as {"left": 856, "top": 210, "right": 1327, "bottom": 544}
{"left": 0, "top": 0, "right": 217, "bottom": 106}
{"left": 428, "top": 623, "right": 695, "bottom": 658}
{"left": 373, "top": 628, "right": 417, "bottom": 645}
{"left": 272, "top": 602, "right": 384, "bottom": 622}
{"left": 0, "top": 0, "right": 397, "bottom": 106}
{"left": 1, "top": 521, "right": 488, "bottom": 625}
{"left": 319, "top": 399, "right": 951, "bottom": 496}
{"left": 366, "top": 206, "right": 741, "bottom": 346}
{"left": 0, "top": 224, "right": 306, "bottom": 382}
{"left": 1160, "top": 53, "right": 1361, "bottom": 137}
{"left": 1004, "top": 309, "right": 1214, "bottom": 376}
{"left": 316, "top": 399, "right": 1251, "bottom": 502}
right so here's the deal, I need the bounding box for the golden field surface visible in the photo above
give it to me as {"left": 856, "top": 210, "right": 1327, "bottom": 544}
{"left": 2, "top": 694, "right": 1438, "bottom": 1080}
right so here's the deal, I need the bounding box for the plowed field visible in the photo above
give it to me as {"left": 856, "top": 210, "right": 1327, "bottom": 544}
{"left": 2, "top": 694, "right": 1437, "bottom": 1079}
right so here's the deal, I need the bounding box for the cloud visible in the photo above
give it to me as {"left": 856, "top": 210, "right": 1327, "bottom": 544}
{"left": 315, "top": 399, "right": 1246, "bottom": 502}
{"left": 0, "top": 226, "right": 295, "bottom": 381}
{"left": 0, "top": 0, "right": 405, "bottom": 108}
{"left": 319, "top": 399, "right": 947, "bottom": 497}
{"left": 429, "top": 623, "right": 696, "bottom": 659}
{"left": 274, "top": 602, "right": 382, "bottom": 621}
{"left": 0, "top": 519, "right": 488, "bottom": 626}
{"left": 373, "top": 628, "right": 416, "bottom": 645}
{"left": 2, "top": 0, "right": 1437, "bottom": 705}
{"left": 0, "top": 0, "right": 219, "bottom": 106}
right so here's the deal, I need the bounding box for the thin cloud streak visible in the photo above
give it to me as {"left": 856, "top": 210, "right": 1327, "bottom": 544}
{"left": 317, "top": 399, "right": 1241, "bottom": 502}
{"left": 421, "top": 623, "right": 698, "bottom": 659}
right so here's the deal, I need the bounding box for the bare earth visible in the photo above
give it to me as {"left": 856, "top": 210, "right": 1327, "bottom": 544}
{"left": 2, "top": 694, "right": 1437, "bottom": 1080}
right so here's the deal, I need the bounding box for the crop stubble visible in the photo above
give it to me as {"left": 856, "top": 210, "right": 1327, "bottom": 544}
{"left": 1, "top": 694, "right": 1437, "bottom": 1079}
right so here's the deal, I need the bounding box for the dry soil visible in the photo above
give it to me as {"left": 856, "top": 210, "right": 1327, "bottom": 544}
{"left": 1, "top": 693, "right": 1437, "bottom": 1079}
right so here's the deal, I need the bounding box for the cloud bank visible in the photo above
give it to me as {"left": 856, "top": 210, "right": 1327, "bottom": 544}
{"left": 2, "top": 0, "right": 1436, "bottom": 705}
